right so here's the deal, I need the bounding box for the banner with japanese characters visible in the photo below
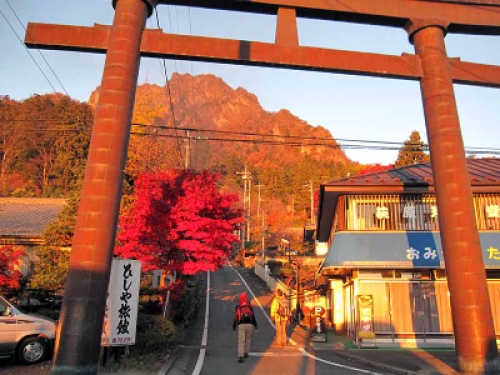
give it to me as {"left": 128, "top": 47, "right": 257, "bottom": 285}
{"left": 356, "top": 295, "right": 376, "bottom": 339}
{"left": 323, "top": 232, "right": 500, "bottom": 269}
{"left": 101, "top": 259, "right": 141, "bottom": 346}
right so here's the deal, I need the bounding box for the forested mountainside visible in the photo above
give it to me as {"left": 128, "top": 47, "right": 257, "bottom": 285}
{"left": 0, "top": 93, "right": 93, "bottom": 197}
{"left": 89, "top": 73, "right": 358, "bottom": 220}
{"left": 1, "top": 73, "right": 361, "bottom": 228}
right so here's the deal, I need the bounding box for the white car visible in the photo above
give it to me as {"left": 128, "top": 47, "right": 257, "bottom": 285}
{"left": 0, "top": 295, "right": 56, "bottom": 364}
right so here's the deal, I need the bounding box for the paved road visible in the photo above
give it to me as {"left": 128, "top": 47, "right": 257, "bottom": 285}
{"left": 169, "top": 264, "right": 387, "bottom": 375}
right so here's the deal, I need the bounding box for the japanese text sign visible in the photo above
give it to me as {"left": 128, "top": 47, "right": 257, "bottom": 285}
{"left": 357, "top": 295, "right": 376, "bottom": 339}
{"left": 101, "top": 259, "right": 141, "bottom": 346}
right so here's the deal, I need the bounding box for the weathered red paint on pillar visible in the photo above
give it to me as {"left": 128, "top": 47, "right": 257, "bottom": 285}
{"left": 275, "top": 7, "right": 298, "bottom": 47}
{"left": 407, "top": 20, "right": 499, "bottom": 374}
{"left": 50, "top": 1, "right": 154, "bottom": 374}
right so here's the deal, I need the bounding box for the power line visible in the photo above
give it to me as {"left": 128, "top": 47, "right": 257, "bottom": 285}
{"left": 6, "top": 119, "right": 500, "bottom": 155}
{"left": 154, "top": 5, "right": 183, "bottom": 166}
{"left": 0, "top": 7, "right": 58, "bottom": 94}
{"left": 132, "top": 123, "right": 401, "bottom": 145}
{"left": 3, "top": 0, "right": 70, "bottom": 96}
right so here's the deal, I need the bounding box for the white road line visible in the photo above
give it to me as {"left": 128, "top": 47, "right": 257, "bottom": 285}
{"left": 230, "top": 264, "right": 385, "bottom": 375}
{"left": 249, "top": 351, "right": 304, "bottom": 357}
{"left": 191, "top": 271, "right": 210, "bottom": 375}
{"left": 229, "top": 263, "right": 276, "bottom": 329}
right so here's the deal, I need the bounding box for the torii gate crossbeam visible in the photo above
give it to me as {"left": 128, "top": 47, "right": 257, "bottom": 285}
{"left": 25, "top": 23, "right": 500, "bottom": 88}
{"left": 26, "top": 1, "right": 500, "bottom": 374}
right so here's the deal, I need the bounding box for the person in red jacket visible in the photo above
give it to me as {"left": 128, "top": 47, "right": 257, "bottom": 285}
{"left": 233, "top": 292, "right": 258, "bottom": 363}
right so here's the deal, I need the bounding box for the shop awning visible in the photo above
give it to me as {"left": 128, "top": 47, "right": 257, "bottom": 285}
{"left": 321, "top": 231, "right": 500, "bottom": 270}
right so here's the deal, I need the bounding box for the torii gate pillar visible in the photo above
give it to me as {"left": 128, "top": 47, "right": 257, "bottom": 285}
{"left": 406, "top": 20, "right": 500, "bottom": 374}
{"left": 51, "top": 0, "right": 156, "bottom": 374}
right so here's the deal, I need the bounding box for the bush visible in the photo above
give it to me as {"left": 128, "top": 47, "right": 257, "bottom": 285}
{"left": 267, "top": 260, "right": 284, "bottom": 276}
{"left": 132, "top": 314, "right": 179, "bottom": 354}
{"left": 139, "top": 294, "right": 164, "bottom": 315}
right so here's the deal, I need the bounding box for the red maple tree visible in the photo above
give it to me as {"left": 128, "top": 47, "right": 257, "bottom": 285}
{"left": 0, "top": 245, "right": 25, "bottom": 289}
{"left": 356, "top": 163, "right": 394, "bottom": 176}
{"left": 115, "top": 170, "right": 243, "bottom": 275}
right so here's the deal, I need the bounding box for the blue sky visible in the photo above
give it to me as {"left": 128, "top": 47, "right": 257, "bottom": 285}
{"left": 1, "top": 0, "right": 499, "bottom": 165}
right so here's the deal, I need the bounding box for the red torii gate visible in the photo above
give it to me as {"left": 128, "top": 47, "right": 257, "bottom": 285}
{"left": 24, "top": 0, "right": 500, "bottom": 374}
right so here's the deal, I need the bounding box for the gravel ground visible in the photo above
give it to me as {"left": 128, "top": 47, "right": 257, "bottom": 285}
{"left": 0, "top": 350, "right": 169, "bottom": 375}
{"left": 0, "top": 357, "right": 51, "bottom": 375}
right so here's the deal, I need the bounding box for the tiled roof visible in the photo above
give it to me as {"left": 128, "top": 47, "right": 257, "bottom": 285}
{"left": 317, "top": 158, "right": 500, "bottom": 242}
{"left": 0, "top": 198, "right": 67, "bottom": 238}
{"left": 323, "top": 158, "right": 500, "bottom": 188}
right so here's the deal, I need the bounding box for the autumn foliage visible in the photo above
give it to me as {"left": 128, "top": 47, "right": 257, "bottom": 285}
{"left": 115, "top": 170, "right": 243, "bottom": 275}
{"left": 0, "top": 245, "right": 25, "bottom": 289}
{"left": 356, "top": 163, "right": 394, "bottom": 176}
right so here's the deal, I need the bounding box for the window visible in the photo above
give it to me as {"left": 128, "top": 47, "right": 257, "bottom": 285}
{"left": 345, "top": 194, "right": 438, "bottom": 231}
{"left": 344, "top": 193, "right": 500, "bottom": 231}
{"left": 474, "top": 194, "right": 500, "bottom": 230}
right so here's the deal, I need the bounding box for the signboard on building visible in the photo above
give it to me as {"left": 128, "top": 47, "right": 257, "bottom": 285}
{"left": 309, "top": 305, "right": 327, "bottom": 342}
{"left": 101, "top": 259, "right": 141, "bottom": 346}
{"left": 322, "top": 232, "right": 500, "bottom": 269}
{"left": 356, "top": 295, "right": 376, "bottom": 339}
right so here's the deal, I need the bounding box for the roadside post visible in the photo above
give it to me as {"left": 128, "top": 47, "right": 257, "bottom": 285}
{"left": 309, "top": 305, "right": 327, "bottom": 342}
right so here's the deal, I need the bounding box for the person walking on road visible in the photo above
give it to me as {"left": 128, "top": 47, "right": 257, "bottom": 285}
{"left": 270, "top": 288, "right": 290, "bottom": 346}
{"left": 233, "top": 292, "right": 258, "bottom": 363}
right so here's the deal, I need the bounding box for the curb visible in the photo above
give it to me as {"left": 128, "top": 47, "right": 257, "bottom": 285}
{"left": 332, "top": 350, "right": 422, "bottom": 375}
{"left": 157, "top": 349, "right": 180, "bottom": 375}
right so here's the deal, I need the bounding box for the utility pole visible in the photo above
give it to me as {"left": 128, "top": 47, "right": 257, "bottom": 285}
{"left": 255, "top": 181, "right": 264, "bottom": 218}
{"left": 247, "top": 177, "right": 251, "bottom": 242}
{"left": 184, "top": 130, "right": 190, "bottom": 169}
{"left": 261, "top": 210, "right": 265, "bottom": 262}
{"left": 308, "top": 180, "right": 314, "bottom": 224}
{"left": 237, "top": 166, "right": 252, "bottom": 249}
{"left": 295, "top": 258, "right": 301, "bottom": 321}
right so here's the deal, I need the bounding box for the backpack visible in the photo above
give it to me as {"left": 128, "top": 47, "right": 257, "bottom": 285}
{"left": 277, "top": 299, "right": 290, "bottom": 319}
{"left": 237, "top": 303, "right": 253, "bottom": 324}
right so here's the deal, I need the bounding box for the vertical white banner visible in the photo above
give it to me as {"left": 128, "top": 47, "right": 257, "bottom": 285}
{"left": 101, "top": 259, "right": 141, "bottom": 346}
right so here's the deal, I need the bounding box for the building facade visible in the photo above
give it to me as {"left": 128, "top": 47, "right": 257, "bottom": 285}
{"left": 315, "top": 159, "right": 500, "bottom": 345}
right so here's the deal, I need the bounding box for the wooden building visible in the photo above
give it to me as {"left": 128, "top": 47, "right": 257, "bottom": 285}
{"left": 0, "top": 198, "right": 67, "bottom": 274}
{"left": 316, "top": 159, "right": 500, "bottom": 345}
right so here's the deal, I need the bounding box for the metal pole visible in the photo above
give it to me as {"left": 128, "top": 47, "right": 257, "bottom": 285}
{"left": 247, "top": 177, "right": 251, "bottom": 242}
{"left": 261, "top": 211, "right": 265, "bottom": 262}
{"left": 296, "top": 261, "right": 301, "bottom": 321}
{"left": 309, "top": 180, "right": 314, "bottom": 224}
{"left": 185, "top": 130, "right": 190, "bottom": 169}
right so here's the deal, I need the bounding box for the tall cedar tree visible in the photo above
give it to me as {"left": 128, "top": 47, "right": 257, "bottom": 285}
{"left": 115, "top": 170, "right": 243, "bottom": 275}
{"left": 0, "top": 245, "right": 25, "bottom": 289}
{"left": 395, "top": 130, "right": 430, "bottom": 168}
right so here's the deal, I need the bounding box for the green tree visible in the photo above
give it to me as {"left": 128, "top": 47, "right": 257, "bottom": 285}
{"left": 28, "top": 196, "right": 78, "bottom": 289}
{"left": 0, "top": 97, "right": 29, "bottom": 196}
{"left": 0, "top": 94, "right": 93, "bottom": 197}
{"left": 28, "top": 247, "right": 70, "bottom": 290}
{"left": 395, "top": 130, "right": 430, "bottom": 168}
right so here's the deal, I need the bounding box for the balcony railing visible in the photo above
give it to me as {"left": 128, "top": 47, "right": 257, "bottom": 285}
{"left": 343, "top": 194, "right": 500, "bottom": 231}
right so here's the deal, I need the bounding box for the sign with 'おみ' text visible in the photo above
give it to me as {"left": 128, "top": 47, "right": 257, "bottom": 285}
{"left": 101, "top": 259, "right": 141, "bottom": 346}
